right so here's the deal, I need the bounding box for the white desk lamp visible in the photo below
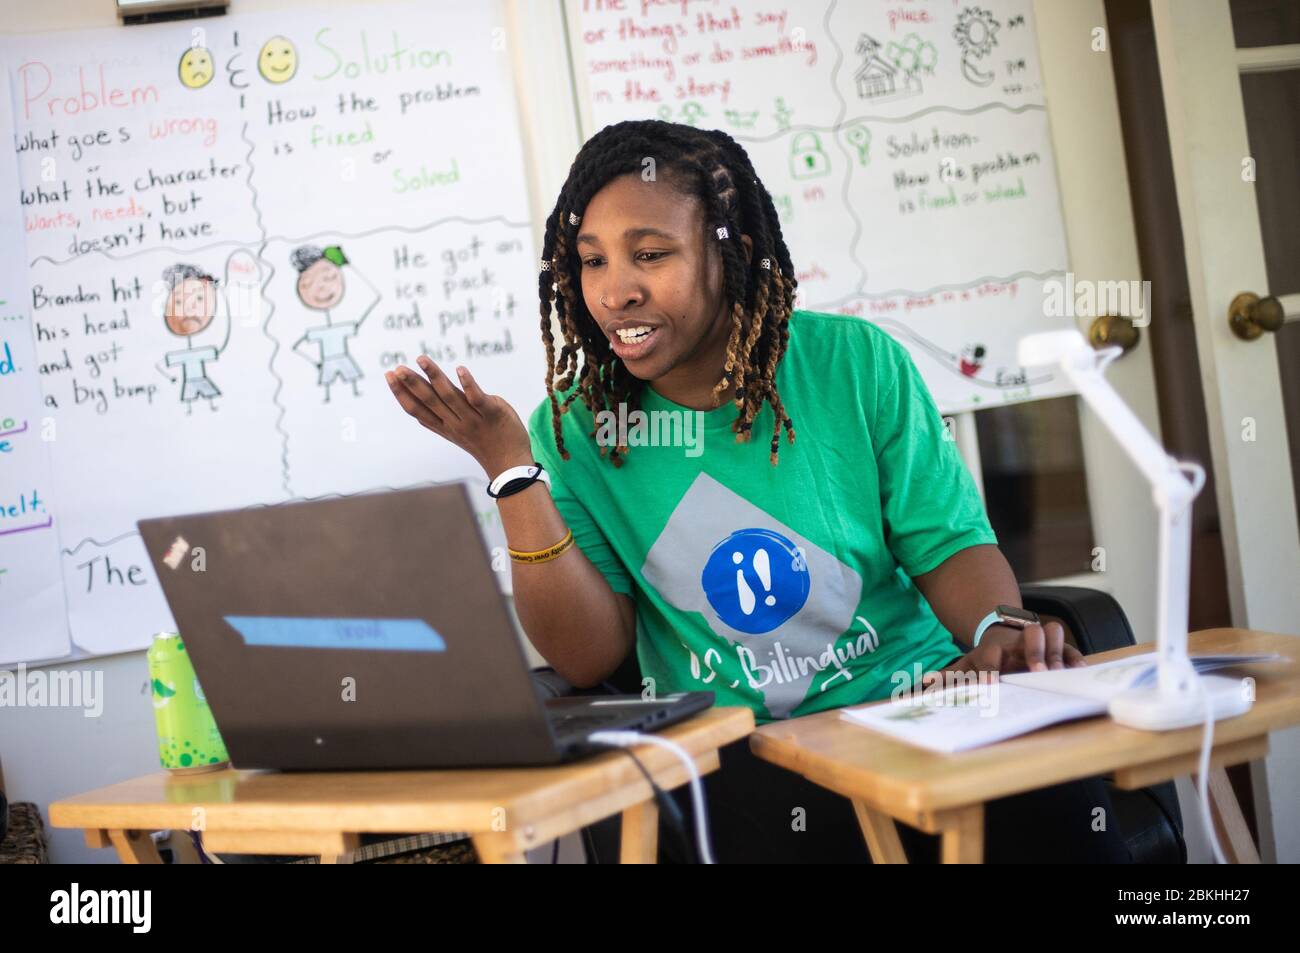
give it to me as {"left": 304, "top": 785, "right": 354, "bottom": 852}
{"left": 1017, "top": 331, "right": 1252, "bottom": 730}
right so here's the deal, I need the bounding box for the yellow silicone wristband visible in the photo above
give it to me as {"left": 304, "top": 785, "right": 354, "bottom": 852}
{"left": 507, "top": 529, "right": 574, "bottom": 564}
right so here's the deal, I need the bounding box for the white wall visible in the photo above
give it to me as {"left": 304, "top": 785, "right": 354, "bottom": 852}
{"left": 4, "top": 652, "right": 158, "bottom": 863}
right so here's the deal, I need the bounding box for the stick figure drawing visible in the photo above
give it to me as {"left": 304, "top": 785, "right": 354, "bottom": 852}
{"left": 154, "top": 250, "right": 261, "bottom": 415}
{"left": 289, "top": 244, "right": 381, "bottom": 402}
{"left": 155, "top": 263, "right": 228, "bottom": 414}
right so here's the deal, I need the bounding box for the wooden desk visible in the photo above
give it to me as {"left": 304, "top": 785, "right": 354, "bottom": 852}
{"left": 50, "top": 707, "right": 754, "bottom": 864}
{"left": 751, "top": 629, "right": 1298, "bottom": 864}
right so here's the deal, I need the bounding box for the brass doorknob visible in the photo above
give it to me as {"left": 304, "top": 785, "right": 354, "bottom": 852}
{"left": 1088, "top": 314, "right": 1140, "bottom": 352}
{"left": 1228, "top": 292, "right": 1285, "bottom": 340}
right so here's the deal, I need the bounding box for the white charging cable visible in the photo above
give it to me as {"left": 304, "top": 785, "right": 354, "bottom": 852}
{"left": 1192, "top": 679, "right": 1229, "bottom": 865}
{"left": 587, "top": 730, "right": 715, "bottom": 864}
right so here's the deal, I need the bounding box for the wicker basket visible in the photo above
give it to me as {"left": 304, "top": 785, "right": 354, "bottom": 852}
{"left": 0, "top": 802, "right": 49, "bottom": 864}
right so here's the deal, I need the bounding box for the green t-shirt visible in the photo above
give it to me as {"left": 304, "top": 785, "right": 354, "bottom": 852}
{"left": 526, "top": 309, "right": 997, "bottom": 723}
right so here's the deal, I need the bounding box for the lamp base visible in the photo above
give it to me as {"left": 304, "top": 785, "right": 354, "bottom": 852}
{"left": 1108, "top": 674, "right": 1253, "bottom": 731}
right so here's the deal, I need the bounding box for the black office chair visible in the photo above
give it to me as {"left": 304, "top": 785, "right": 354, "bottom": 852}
{"left": 530, "top": 585, "right": 1186, "bottom": 864}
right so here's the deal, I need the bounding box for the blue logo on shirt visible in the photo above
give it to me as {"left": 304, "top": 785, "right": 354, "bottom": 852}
{"left": 700, "top": 528, "right": 810, "bottom": 634}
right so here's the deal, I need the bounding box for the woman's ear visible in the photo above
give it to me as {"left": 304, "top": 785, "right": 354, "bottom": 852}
{"left": 741, "top": 234, "right": 753, "bottom": 265}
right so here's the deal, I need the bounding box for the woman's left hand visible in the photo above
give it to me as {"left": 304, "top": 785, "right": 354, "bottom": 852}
{"left": 921, "top": 622, "right": 1086, "bottom": 689}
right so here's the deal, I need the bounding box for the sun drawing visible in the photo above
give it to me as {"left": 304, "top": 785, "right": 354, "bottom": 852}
{"left": 954, "top": 7, "right": 1000, "bottom": 86}
{"left": 954, "top": 7, "right": 1000, "bottom": 58}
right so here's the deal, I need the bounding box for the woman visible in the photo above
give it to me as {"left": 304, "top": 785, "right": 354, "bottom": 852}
{"left": 386, "top": 119, "right": 1128, "bottom": 864}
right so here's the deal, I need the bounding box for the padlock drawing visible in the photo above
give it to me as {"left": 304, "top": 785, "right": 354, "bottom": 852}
{"left": 789, "top": 132, "right": 830, "bottom": 179}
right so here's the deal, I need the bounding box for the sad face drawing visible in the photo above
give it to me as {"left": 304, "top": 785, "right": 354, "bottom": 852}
{"left": 157, "top": 263, "right": 226, "bottom": 415}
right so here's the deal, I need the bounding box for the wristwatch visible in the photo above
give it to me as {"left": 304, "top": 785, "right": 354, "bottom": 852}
{"left": 972, "top": 604, "right": 1040, "bottom": 648}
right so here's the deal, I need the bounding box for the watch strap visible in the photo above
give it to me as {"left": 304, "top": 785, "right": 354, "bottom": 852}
{"left": 972, "top": 610, "right": 1002, "bottom": 648}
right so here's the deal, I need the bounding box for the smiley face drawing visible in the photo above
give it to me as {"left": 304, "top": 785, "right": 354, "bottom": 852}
{"left": 258, "top": 36, "right": 298, "bottom": 83}
{"left": 178, "top": 46, "right": 214, "bottom": 89}
{"left": 289, "top": 245, "right": 382, "bottom": 403}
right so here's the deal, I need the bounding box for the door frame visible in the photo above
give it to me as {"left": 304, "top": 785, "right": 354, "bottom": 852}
{"left": 1149, "top": 1, "right": 1300, "bottom": 631}
{"left": 1150, "top": 0, "right": 1300, "bottom": 864}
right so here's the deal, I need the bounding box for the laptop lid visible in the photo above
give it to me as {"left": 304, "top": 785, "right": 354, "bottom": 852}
{"left": 137, "top": 483, "right": 565, "bottom": 769}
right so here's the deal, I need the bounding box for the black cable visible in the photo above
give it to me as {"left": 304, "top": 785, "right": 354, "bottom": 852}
{"left": 587, "top": 740, "right": 700, "bottom": 864}
{"left": 190, "top": 830, "right": 212, "bottom": 864}
{"left": 580, "top": 822, "right": 600, "bottom": 864}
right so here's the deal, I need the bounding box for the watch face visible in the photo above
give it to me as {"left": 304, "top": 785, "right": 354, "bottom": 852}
{"left": 996, "top": 604, "right": 1040, "bottom": 626}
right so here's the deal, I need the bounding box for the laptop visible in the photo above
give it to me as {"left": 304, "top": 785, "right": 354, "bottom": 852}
{"left": 136, "top": 483, "right": 713, "bottom": 770}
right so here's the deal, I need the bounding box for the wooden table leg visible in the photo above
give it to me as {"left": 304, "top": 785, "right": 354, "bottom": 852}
{"left": 1194, "top": 766, "right": 1261, "bottom": 863}
{"left": 470, "top": 831, "right": 527, "bottom": 864}
{"left": 107, "top": 829, "right": 163, "bottom": 864}
{"left": 318, "top": 833, "right": 362, "bottom": 864}
{"left": 852, "top": 799, "right": 909, "bottom": 863}
{"left": 620, "top": 798, "right": 660, "bottom": 863}
{"left": 938, "top": 805, "right": 984, "bottom": 864}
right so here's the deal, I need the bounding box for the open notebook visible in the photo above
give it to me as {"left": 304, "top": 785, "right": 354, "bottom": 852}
{"left": 840, "top": 654, "right": 1284, "bottom": 754}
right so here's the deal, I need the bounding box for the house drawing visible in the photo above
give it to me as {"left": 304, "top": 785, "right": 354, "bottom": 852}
{"left": 854, "top": 34, "right": 923, "bottom": 101}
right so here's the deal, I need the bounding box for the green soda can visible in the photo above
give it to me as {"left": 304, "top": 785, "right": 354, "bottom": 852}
{"left": 147, "top": 632, "right": 229, "bottom": 774}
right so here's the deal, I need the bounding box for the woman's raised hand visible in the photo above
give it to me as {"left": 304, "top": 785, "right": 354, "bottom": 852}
{"left": 385, "top": 356, "right": 534, "bottom": 476}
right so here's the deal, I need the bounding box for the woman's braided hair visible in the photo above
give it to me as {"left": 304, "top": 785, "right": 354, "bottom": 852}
{"left": 537, "top": 119, "right": 797, "bottom": 467}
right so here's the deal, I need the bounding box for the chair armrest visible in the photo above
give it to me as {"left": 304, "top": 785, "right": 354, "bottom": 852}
{"left": 1019, "top": 584, "right": 1138, "bottom": 655}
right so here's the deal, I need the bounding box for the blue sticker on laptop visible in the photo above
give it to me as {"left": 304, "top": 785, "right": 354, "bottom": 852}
{"left": 223, "top": 616, "right": 447, "bottom": 652}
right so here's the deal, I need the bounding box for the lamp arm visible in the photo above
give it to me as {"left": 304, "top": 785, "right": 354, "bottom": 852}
{"left": 1054, "top": 343, "right": 1205, "bottom": 697}
{"left": 1061, "top": 347, "right": 1183, "bottom": 491}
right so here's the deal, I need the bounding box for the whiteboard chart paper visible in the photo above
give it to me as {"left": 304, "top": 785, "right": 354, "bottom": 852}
{"left": 1, "top": 65, "right": 71, "bottom": 666}
{"left": 570, "top": 0, "right": 1076, "bottom": 412}
{"left": 4, "top": 2, "right": 538, "bottom": 660}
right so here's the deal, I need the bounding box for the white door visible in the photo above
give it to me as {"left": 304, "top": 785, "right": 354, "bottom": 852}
{"left": 1151, "top": 0, "right": 1300, "bottom": 862}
